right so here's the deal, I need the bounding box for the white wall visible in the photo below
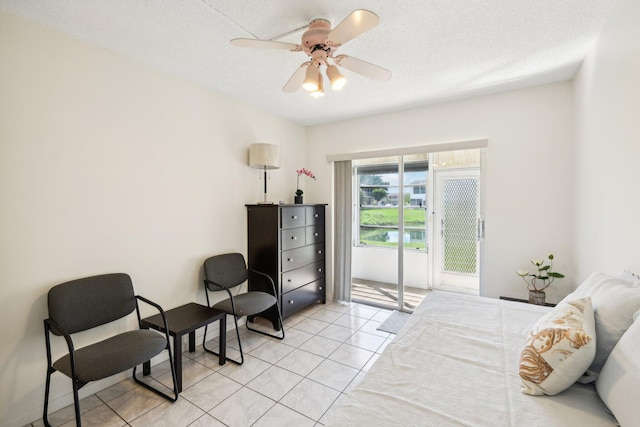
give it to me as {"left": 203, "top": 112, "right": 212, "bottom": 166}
{"left": 573, "top": 0, "right": 640, "bottom": 280}
{"left": 306, "top": 82, "right": 576, "bottom": 304}
{"left": 0, "top": 11, "right": 304, "bottom": 427}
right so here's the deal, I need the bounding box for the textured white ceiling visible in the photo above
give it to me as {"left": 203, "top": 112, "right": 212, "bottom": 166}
{"left": 0, "top": 0, "right": 617, "bottom": 125}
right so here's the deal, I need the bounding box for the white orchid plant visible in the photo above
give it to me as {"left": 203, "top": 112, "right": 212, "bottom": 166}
{"left": 516, "top": 254, "right": 565, "bottom": 292}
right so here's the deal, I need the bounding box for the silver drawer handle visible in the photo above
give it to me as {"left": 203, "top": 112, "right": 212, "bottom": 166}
{"left": 292, "top": 215, "right": 297, "bottom": 219}
{"left": 288, "top": 300, "right": 294, "bottom": 304}
{"left": 317, "top": 268, "right": 322, "bottom": 272}
{"left": 314, "top": 213, "right": 319, "bottom": 218}
{"left": 319, "top": 287, "right": 323, "bottom": 291}
{"left": 291, "top": 236, "right": 297, "bottom": 240}
{"left": 317, "top": 250, "right": 322, "bottom": 254}
{"left": 314, "top": 232, "right": 319, "bottom": 237}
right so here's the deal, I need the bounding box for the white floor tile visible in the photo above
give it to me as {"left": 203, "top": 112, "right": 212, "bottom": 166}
{"left": 129, "top": 398, "right": 204, "bottom": 427}
{"left": 349, "top": 305, "right": 380, "bottom": 319}
{"left": 107, "top": 384, "right": 166, "bottom": 423}
{"left": 323, "top": 301, "right": 356, "bottom": 314}
{"left": 345, "top": 330, "right": 386, "bottom": 352}
{"left": 332, "top": 314, "right": 369, "bottom": 330}
{"left": 279, "top": 327, "right": 314, "bottom": 348}
{"left": 292, "top": 317, "right": 330, "bottom": 335}
{"left": 280, "top": 378, "right": 340, "bottom": 421}
{"left": 188, "top": 413, "right": 227, "bottom": 426}
{"left": 57, "top": 400, "right": 124, "bottom": 427}
{"left": 246, "top": 365, "right": 304, "bottom": 401}
{"left": 298, "top": 335, "right": 341, "bottom": 358}
{"left": 371, "top": 309, "right": 394, "bottom": 322}
{"left": 275, "top": 349, "right": 324, "bottom": 377}
{"left": 360, "top": 319, "right": 392, "bottom": 338}
{"left": 307, "top": 359, "right": 359, "bottom": 392}
{"left": 208, "top": 387, "right": 275, "bottom": 427}
{"left": 253, "top": 403, "right": 316, "bottom": 427}
{"left": 249, "top": 339, "right": 296, "bottom": 364}
{"left": 328, "top": 343, "right": 375, "bottom": 370}
{"left": 180, "top": 372, "right": 242, "bottom": 412}
{"left": 344, "top": 371, "right": 367, "bottom": 394}
{"left": 217, "top": 354, "right": 271, "bottom": 385}
{"left": 317, "top": 324, "right": 355, "bottom": 342}
{"left": 363, "top": 353, "right": 380, "bottom": 372}
{"left": 319, "top": 393, "right": 349, "bottom": 425}
{"left": 309, "top": 308, "right": 343, "bottom": 323}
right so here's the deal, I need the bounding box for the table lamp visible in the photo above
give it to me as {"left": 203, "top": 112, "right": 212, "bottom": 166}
{"left": 249, "top": 143, "right": 280, "bottom": 204}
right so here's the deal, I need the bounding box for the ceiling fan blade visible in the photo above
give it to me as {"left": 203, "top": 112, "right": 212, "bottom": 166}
{"left": 335, "top": 55, "right": 391, "bottom": 82}
{"left": 282, "top": 63, "right": 310, "bottom": 93}
{"left": 326, "top": 9, "right": 380, "bottom": 46}
{"left": 230, "top": 38, "right": 301, "bottom": 51}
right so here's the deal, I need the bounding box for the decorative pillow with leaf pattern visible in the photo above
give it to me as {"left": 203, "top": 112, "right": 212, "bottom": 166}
{"left": 519, "top": 297, "right": 596, "bottom": 395}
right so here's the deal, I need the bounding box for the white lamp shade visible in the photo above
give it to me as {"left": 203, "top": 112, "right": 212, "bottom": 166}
{"left": 326, "top": 64, "right": 346, "bottom": 90}
{"left": 249, "top": 143, "right": 280, "bottom": 169}
{"left": 302, "top": 65, "right": 320, "bottom": 92}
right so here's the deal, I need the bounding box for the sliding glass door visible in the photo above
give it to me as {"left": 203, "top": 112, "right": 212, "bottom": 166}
{"left": 349, "top": 148, "right": 483, "bottom": 311}
{"left": 351, "top": 155, "right": 429, "bottom": 311}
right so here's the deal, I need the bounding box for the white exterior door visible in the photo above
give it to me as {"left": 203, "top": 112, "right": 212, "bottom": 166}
{"left": 433, "top": 169, "right": 481, "bottom": 294}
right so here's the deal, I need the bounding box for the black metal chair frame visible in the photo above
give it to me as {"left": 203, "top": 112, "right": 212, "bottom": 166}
{"left": 43, "top": 279, "right": 178, "bottom": 427}
{"left": 202, "top": 267, "right": 285, "bottom": 365}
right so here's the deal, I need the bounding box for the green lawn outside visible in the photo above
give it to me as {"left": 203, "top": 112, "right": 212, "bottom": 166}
{"left": 359, "top": 207, "right": 426, "bottom": 249}
{"left": 360, "top": 207, "right": 425, "bottom": 227}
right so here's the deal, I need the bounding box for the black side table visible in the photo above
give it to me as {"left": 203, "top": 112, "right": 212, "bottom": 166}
{"left": 141, "top": 302, "right": 226, "bottom": 392}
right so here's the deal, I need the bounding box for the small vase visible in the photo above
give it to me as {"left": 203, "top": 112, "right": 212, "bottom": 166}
{"left": 528, "top": 290, "right": 546, "bottom": 305}
{"left": 294, "top": 195, "right": 303, "bottom": 204}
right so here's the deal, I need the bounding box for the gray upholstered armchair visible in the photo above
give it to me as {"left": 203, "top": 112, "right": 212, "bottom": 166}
{"left": 43, "top": 273, "right": 178, "bottom": 427}
{"left": 202, "top": 253, "right": 285, "bottom": 365}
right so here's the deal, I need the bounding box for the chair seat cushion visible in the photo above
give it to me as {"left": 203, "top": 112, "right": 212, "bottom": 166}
{"left": 53, "top": 329, "right": 167, "bottom": 382}
{"left": 213, "top": 292, "right": 277, "bottom": 317}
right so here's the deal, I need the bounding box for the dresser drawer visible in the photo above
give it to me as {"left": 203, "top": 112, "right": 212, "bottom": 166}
{"left": 281, "top": 244, "right": 324, "bottom": 272}
{"left": 282, "top": 279, "right": 325, "bottom": 318}
{"left": 306, "top": 206, "right": 325, "bottom": 225}
{"left": 281, "top": 261, "right": 325, "bottom": 294}
{"left": 281, "top": 207, "right": 306, "bottom": 229}
{"left": 281, "top": 227, "right": 306, "bottom": 251}
{"left": 306, "top": 225, "right": 324, "bottom": 245}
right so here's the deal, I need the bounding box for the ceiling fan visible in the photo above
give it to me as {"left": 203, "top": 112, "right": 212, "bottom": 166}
{"left": 230, "top": 9, "right": 391, "bottom": 97}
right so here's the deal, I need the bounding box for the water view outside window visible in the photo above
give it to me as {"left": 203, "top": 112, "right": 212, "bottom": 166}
{"left": 357, "top": 160, "right": 427, "bottom": 250}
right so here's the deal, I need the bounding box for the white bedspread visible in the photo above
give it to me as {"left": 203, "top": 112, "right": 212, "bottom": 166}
{"left": 327, "top": 292, "right": 617, "bottom": 427}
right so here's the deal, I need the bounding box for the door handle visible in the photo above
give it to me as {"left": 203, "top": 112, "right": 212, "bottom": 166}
{"left": 477, "top": 219, "right": 485, "bottom": 241}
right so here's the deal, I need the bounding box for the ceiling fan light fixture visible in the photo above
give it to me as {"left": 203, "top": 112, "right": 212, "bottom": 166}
{"left": 302, "top": 65, "right": 320, "bottom": 91}
{"left": 310, "top": 74, "right": 325, "bottom": 98}
{"left": 326, "top": 64, "right": 346, "bottom": 90}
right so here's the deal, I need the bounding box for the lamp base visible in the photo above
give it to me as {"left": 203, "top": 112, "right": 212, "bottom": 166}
{"left": 257, "top": 200, "right": 275, "bottom": 205}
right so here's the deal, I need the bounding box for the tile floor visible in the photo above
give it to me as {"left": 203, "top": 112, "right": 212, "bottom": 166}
{"left": 33, "top": 301, "right": 395, "bottom": 427}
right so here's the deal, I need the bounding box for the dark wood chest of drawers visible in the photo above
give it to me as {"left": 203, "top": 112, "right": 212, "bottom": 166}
{"left": 246, "top": 204, "right": 327, "bottom": 329}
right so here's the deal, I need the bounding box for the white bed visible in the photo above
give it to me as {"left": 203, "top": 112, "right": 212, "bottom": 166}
{"left": 327, "top": 290, "right": 623, "bottom": 426}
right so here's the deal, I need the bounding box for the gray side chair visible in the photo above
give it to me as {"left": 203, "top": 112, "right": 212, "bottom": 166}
{"left": 202, "top": 253, "right": 285, "bottom": 365}
{"left": 43, "top": 273, "right": 178, "bottom": 427}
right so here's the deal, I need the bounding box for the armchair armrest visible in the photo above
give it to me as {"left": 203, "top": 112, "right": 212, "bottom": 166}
{"left": 43, "top": 318, "right": 78, "bottom": 380}
{"left": 248, "top": 269, "right": 277, "bottom": 296}
{"left": 203, "top": 279, "right": 235, "bottom": 307}
{"left": 135, "top": 295, "right": 172, "bottom": 343}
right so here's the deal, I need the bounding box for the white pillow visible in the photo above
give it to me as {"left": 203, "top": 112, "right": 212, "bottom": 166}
{"left": 615, "top": 269, "right": 640, "bottom": 286}
{"left": 596, "top": 318, "right": 640, "bottom": 426}
{"left": 519, "top": 297, "right": 596, "bottom": 396}
{"left": 560, "top": 272, "right": 640, "bottom": 378}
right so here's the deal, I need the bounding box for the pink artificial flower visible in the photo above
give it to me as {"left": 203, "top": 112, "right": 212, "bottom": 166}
{"left": 296, "top": 168, "right": 316, "bottom": 196}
